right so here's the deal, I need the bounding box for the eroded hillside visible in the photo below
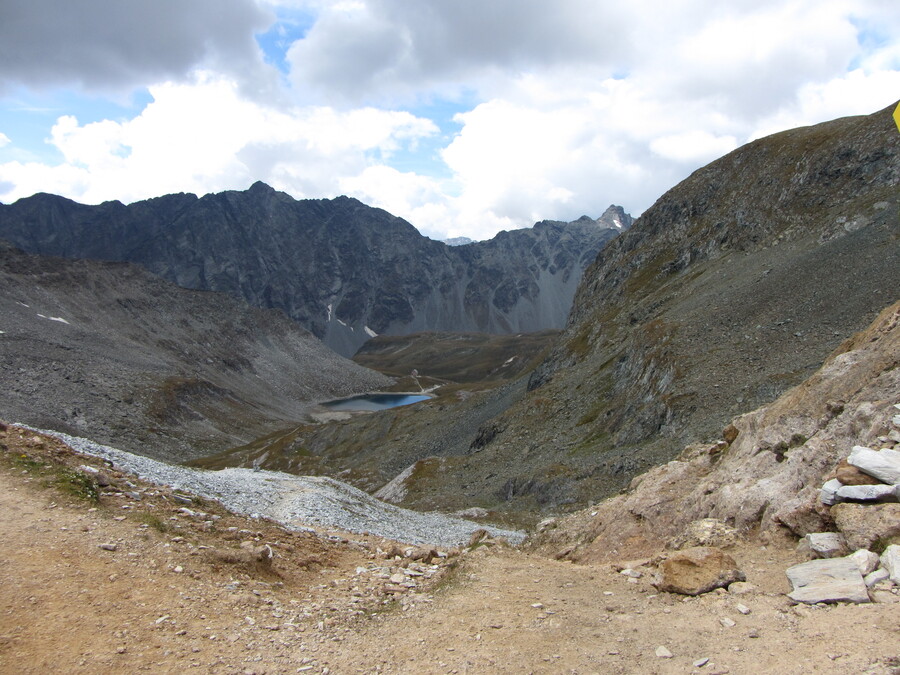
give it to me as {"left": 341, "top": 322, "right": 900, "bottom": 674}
{"left": 0, "top": 242, "right": 389, "bottom": 461}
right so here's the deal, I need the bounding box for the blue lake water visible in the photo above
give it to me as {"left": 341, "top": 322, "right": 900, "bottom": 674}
{"left": 321, "top": 393, "right": 430, "bottom": 412}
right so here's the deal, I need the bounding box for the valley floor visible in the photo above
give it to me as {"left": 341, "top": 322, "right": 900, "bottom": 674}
{"left": 1, "top": 427, "right": 898, "bottom": 675}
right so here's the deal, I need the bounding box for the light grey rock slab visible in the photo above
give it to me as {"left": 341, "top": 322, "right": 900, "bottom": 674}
{"left": 804, "top": 532, "right": 849, "bottom": 558}
{"left": 848, "top": 446, "right": 900, "bottom": 484}
{"left": 835, "top": 482, "right": 899, "bottom": 502}
{"left": 849, "top": 549, "right": 881, "bottom": 576}
{"left": 864, "top": 568, "right": 889, "bottom": 588}
{"left": 786, "top": 557, "right": 870, "bottom": 604}
{"left": 819, "top": 478, "right": 844, "bottom": 506}
{"left": 881, "top": 545, "right": 900, "bottom": 584}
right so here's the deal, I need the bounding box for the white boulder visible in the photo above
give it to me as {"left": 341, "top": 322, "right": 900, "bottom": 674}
{"left": 803, "top": 532, "right": 849, "bottom": 558}
{"left": 819, "top": 478, "right": 844, "bottom": 506}
{"left": 835, "top": 483, "right": 899, "bottom": 502}
{"left": 847, "top": 446, "right": 900, "bottom": 485}
{"left": 848, "top": 549, "right": 881, "bottom": 576}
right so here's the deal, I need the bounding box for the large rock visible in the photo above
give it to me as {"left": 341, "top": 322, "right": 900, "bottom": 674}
{"left": 834, "top": 459, "right": 882, "bottom": 486}
{"left": 786, "top": 557, "right": 870, "bottom": 604}
{"left": 847, "top": 446, "right": 900, "bottom": 484}
{"left": 821, "top": 477, "right": 899, "bottom": 505}
{"left": 653, "top": 547, "right": 745, "bottom": 596}
{"left": 835, "top": 482, "right": 899, "bottom": 502}
{"left": 848, "top": 549, "right": 880, "bottom": 576}
{"left": 801, "top": 532, "right": 849, "bottom": 559}
{"left": 820, "top": 479, "right": 844, "bottom": 506}
{"left": 831, "top": 503, "right": 900, "bottom": 550}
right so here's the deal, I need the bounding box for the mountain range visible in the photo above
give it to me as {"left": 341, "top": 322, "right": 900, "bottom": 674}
{"left": 0, "top": 186, "right": 629, "bottom": 356}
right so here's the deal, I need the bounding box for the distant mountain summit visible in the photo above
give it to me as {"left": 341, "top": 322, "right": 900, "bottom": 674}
{"left": 0, "top": 184, "right": 626, "bottom": 355}
{"left": 595, "top": 204, "right": 634, "bottom": 231}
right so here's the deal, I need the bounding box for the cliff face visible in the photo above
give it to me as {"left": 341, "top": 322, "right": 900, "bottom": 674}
{"left": 0, "top": 184, "right": 623, "bottom": 356}
{"left": 347, "top": 103, "right": 900, "bottom": 516}
{"left": 0, "top": 242, "right": 389, "bottom": 462}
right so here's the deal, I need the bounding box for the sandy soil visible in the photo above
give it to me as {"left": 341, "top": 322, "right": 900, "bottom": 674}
{"left": 1, "top": 426, "right": 898, "bottom": 675}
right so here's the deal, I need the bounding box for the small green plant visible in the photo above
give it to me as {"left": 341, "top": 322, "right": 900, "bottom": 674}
{"left": 54, "top": 469, "right": 100, "bottom": 503}
{"left": 12, "top": 452, "right": 44, "bottom": 472}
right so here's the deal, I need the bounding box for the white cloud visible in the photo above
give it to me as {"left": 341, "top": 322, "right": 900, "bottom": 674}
{"left": 1, "top": 0, "right": 898, "bottom": 241}
{"left": 0, "top": 132, "right": 10, "bottom": 148}
{"left": 750, "top": 69, "right": 900, "bottom": 140}
{"left": 0, "top": 75, "right": 438, "bottom": 206}
{"left": 650, "top": 131, "right": 739, "bottom": 163}
{"left": 285, "top": 0, "right": 629, "bottom": 104}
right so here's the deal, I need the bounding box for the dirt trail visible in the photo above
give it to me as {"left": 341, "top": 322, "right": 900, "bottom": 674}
{"left": 1, "top": 427, "right": 898, "bottom": 674}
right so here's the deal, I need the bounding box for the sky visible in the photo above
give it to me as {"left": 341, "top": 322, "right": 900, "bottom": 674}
{"left": 0, "top": 1, "right": 898, "bottom": 241}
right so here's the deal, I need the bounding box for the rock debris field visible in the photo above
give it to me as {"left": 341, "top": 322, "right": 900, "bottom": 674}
{"left": 19, "top": 425, "right": 523, "bottom": 548}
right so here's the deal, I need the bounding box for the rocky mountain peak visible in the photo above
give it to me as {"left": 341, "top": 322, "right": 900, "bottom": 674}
{"left": 597, "top": 204, "right": 634, "bottom": 231}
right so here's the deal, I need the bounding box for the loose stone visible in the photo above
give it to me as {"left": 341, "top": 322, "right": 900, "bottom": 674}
{"left": 802, "top": 533, "right": 848, "bottom": 558}
{"left": 864, "top": 568, "right": 889, "bottom": 588}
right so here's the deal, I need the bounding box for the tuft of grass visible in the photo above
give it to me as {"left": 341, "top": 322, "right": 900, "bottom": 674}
{"left": 134, "top": 512, "right": 170, "bottom": 533}
{"left": 53, "top": 468, "right": 100, "bottom": 503}
{"left": 12, "top": 452, "right": 44, "bottom": 472}
{"left": 9, "top": 452, "right": 100, "bottom": 503}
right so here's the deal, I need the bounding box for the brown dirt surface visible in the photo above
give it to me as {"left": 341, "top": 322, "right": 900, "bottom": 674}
{"left": 2, "top": 424, "right": 899, "bottom": 674}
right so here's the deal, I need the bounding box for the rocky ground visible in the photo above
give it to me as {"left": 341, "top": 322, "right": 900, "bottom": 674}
{"left": 2, "top": 423, "right": 898, "bottom": 674}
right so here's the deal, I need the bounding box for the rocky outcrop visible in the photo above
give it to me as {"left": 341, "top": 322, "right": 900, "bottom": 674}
{"left": 527, "top": 300, "right": 900, "bottom": 563}
{"left": 0, "top": 242, "right": 389, "bottom": 461}
{"left": 0, "top": 184, "right": 625, "bottom": 356}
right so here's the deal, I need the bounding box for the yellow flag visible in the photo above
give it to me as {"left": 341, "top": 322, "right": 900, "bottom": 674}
{"left": 894, "top": 102, "right": 900, "bottom": 133}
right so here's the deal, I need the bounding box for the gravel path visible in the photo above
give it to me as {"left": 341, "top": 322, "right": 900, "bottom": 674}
{"left": 21, "top": 425, "right": 524, "bottom": 547}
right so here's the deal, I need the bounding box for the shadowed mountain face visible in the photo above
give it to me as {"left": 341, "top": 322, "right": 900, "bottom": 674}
{"left": 0, "top": 241, "right": 389, "bottom": 462}
{"left": 0, "top": 186, "right": 627, "bottom": 356}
